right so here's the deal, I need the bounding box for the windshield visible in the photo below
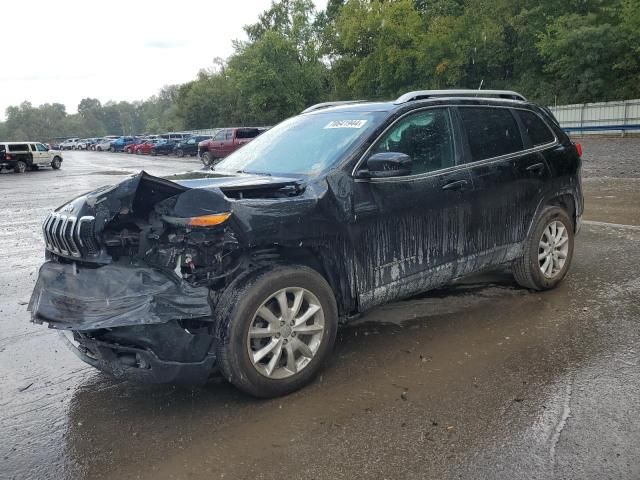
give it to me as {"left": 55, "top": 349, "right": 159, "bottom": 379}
{"left": 215, "top": 111, "right": 386, "bottom": 176}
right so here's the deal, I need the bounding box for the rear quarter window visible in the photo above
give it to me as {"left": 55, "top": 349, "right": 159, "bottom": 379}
{"left": 518, "top": 110, "right": 555, "bottom": 146}
{"left": 7, "top": 144, "right": 29, "bottom": 152}
{"left": 236, "top": 128, "right": 261, "bottom": 139}
{"left": 459, "top": 107, "right": 523, "bottom": 161}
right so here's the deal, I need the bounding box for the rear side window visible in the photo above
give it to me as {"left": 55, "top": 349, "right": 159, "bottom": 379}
{"left": 459, "top": 107, "right": 523, "bottom": 161}
{"left": 518, "top": 110, "right": 555, "bottom": 146}
{"left": 236, "top": 128, "right": 260, "bottom": 139}
{"left": 8, "top": 144, "right": 29, "bottom": 152}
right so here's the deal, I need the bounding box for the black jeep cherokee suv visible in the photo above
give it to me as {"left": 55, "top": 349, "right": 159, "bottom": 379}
{"left": 29, "top": 90, "right": 583, "bottom": 397}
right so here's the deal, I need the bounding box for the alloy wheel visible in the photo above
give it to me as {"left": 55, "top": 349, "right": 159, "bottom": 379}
{"left": 538, "top": 220, "right": 569, "bottom": 278}
{"left": 247, "top": 287, "right": 325, "bottom": 379}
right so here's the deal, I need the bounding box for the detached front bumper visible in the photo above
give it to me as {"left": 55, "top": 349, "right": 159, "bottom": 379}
{"left": 29, "top": 260, "right": 218, "bottom": 384}
{"left": 60, "top": 327, "right": 217, "bottom": 384}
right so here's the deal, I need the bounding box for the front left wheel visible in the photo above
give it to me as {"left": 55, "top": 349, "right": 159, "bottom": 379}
{"left": 51, "top": 157, "right": 62, "bottom": 170}
{"left": 215, "top": 266, "right": 338, "bottom": 398}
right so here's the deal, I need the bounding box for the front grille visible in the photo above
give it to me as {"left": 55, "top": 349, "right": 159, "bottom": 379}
{"left": 43, "top": 213, "right": 97, "bottom": 258}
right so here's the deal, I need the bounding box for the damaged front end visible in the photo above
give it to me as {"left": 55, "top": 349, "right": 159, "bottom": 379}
{"left": 29, "top": 171, "right": 244, "bottom": 383}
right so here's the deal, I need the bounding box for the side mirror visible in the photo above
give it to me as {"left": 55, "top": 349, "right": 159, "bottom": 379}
{"left": 361, "top": 152, "right": 412, "bottom": 178}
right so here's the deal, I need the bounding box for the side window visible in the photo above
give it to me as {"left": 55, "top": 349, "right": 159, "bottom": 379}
{"left": 30, "top": 144, "right": 37, "bottom": 151}
{"left": 187, "top": 138, "right": 195, "bottom": 144}
{"left": 225, "top": 130, "right": 233, "bottom": 141}
{"left": 213, "top": 130, "right": 225, "bottom": 141}
{"left": 518, "top": 110, "right": 555, "bottom": 146}
{"left": 36, "top": 143, "right": 47, "bottom": 151}
{"left": 459, "top": 107, "right": 523, "bottom": 161}
{"left": 371, "top": 108, "right": 455, "bottom": 175}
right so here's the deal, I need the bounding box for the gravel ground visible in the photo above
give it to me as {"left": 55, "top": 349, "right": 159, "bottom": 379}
{"left": 577, "top": 135, "right": 640, "bottom": 178}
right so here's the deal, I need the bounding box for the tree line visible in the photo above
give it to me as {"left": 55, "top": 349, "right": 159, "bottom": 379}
{"left": 1, "top": 0, "right": 638, "bottom": 141}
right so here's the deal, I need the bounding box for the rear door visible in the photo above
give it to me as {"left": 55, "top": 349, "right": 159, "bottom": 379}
{"left": 349, "top": 107, "right": 475, "bottom": 310}
{"left": 456, "top": 105, "right": 553, "bottom": 261}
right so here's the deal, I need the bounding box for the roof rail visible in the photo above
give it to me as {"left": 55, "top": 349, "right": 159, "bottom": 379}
{"left": 301, "top": 100, "right": 367, "bottom": 114}
{"left": 394, "top": 89, "right": 527, "bottom": 104}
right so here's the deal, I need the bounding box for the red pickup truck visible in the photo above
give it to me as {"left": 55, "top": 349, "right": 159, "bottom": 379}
{"left": 198, "top": 127, "right": 266, "bottom": 166}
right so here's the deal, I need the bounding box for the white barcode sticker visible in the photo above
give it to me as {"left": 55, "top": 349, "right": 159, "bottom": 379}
{"left": 324, "top": 120, "right": 367, "bottom": 129}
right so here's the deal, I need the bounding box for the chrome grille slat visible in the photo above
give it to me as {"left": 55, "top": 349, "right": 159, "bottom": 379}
{"left": 57, "top": 216, "right": 70, "bottom": 255}
{"left": 50, "top": 215, "right": 63, "bottom": 253}
{"left": 65, "top": 217, "right": 80, "bottom": 257}
{"left": 42, "top": 215, "right": 54, "bottom": 250}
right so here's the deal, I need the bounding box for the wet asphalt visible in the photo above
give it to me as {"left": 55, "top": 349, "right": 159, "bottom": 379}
{"left": 1, "top": 139, "right": 639, "bottom": 479}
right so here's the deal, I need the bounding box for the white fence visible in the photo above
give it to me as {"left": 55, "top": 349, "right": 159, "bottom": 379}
{"left": 549, "top": 99, "right": 640, "bottom": 134}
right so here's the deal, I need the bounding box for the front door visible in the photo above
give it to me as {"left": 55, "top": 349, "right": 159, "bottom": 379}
{"left": 349, "top": 107, "right": 475, "bottom": 311}
{"left": 35, "top": 143, "right": 51, "bottom": 165}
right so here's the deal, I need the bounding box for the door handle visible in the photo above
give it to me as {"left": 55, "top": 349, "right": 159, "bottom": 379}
{"left": 526, "top": 162, "right": 545, "bottom": 174}
{"left": 441, "top": 179, "right": 469, "bottom": 191}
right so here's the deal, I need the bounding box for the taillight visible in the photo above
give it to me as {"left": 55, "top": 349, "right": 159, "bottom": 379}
{"left": 574, "top": 143, "right": 582, "bottom": 157}
{"left": 5, "top": 154, "right": 12, "bottom": 160}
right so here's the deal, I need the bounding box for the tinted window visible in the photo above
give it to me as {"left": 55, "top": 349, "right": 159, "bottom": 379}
{"left": 8, "top": 144, "right": 29, "bottom": 152}
{"left": 371, "top": 108, "right": 454, "bottom": 175}
{"left": 460, "top": 107, "right": 523, "bottom": 161}
{"left": 236, "top": 128, "right": 261, "bottom": 139}
{"left": 518, "top": 110, "right": 555, "bottom": 146}
{"left": 225, "top": 130, "right": 233, "bottom": 140}
{"left": 30, "top": 144, "right": 37, "bottom": 151}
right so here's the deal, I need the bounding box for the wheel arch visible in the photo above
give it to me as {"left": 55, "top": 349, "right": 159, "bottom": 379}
{"left": 527, "top": 189, "right": 580, "bottom": 237}
{"left": 233, "top": 245, "right": 355, "bottom": 320}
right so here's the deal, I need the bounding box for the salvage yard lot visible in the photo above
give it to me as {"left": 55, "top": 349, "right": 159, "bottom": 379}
{"left": 1, "top": 141, "right": 639, "bottom": 479}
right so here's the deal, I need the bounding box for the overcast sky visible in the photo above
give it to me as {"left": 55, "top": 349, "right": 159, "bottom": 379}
{"left": 0, "top": 0, "right": 326, "bottom": 119}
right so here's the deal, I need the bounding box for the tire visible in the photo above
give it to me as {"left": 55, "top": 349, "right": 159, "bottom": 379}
{"left": 150, "top": 149, "right": 157, "bottom": 156}
{"left": 51, "top": 157, "right": 62, "bottom": 170}
{"left": 512, "top": 206, "right": 574, "bottom": 290}
{"left": 97, "top": 146, "right": 102, "bottom": 151}
{"left": 216, "top": 265, "right": 338, "bottom": 398}
{"left": 14, "top": 160, "right": 27, "bottom": 174}
{"left": 176, "top": 149, "right": 184, "bottom": 158}
{"left": 201, "top": 152, "right": 212, "bottom": 166}
{"left": 109, "top": 147, "right": 115, "bottom": 153}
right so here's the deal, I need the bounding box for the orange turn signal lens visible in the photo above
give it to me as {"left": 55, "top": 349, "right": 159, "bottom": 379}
{"left": 186, "top": 213, "right": 231, "bottom": 227}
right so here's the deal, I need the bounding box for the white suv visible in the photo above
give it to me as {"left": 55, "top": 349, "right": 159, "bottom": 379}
{"left": 59, "top": 138, "right": 80, "bottom": 150}
{"left": 0, "top": 142, "right": 63, "bottom": 173}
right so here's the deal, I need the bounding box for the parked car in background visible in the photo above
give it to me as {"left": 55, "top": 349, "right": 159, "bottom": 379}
{"left": 94, "top": 138, "right": 114, "bottom": 151}
{"left": 134, "top": 138, "right": 162, "bottom": 155}
{"left": 198, "top": 127, "right": 266, "bottom": 166}
{"left": 59, "top": 138, "right": 80, "bottom": 150}
{"left": 124, "top": 139, "right": 150, "bottom": 154}
{"left": 174, "top": 135, "right": 212, "bottom": 157}
{"left": 160, "top": 133, "right": 188, "bottom": 142}
{"left": 109, "top": 136, "right": 138, "bottom": 153}
{"left": 76, "top": 139, "right": 95, "bottom": 150}
{"left": 0, "top": 142, "right": 63, "bottom": 173}
{"left": 150, "top": 139, "right": 178, "bottom": 156}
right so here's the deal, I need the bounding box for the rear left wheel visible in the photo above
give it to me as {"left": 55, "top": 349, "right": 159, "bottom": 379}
{"left": 216, "top": 266, "right": 338, "bottom": 398}
{"left": 512, "top": 206, "right": 574, "bottom": 290}
{"left": 14, "top": 160, "right": 27, "bottom": 174}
